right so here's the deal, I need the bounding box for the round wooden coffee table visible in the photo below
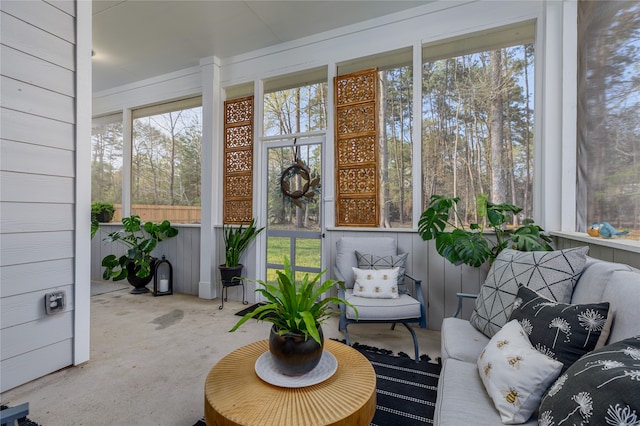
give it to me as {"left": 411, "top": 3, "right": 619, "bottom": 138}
{"left": 204, "top": 339, "right": 376, "bottom": 425}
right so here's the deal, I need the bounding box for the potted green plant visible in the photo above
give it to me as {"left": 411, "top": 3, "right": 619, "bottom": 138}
{"left": 418, "top": 194, "right": 553, "bottom": 267}
{"left": 98, "top": 215, "right": 179, "bottom": 293}
{"left": 91, "top": 202, "right": 115, "bottom": 223}
{"left": 230, "top": 257, "right": 357, "bottom": 376}
{"left": 219, "top": 218, "right": 265, "bottom": 285}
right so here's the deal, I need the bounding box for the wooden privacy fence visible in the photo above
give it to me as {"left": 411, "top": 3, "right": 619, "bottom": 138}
{"left": 112, "top": 204, "right": 201, "bottom": 224}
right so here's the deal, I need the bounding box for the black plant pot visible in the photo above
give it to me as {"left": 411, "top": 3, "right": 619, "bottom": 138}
{"left": 95, "top": 211, "right": 113, "bottom": 223}
{"left": 218, "top": 264, "right": 244, "bottom": 286}
{"left": 269, "top": 324, "right": 324, "bottom": 376}
{"left": 126, "top": 259, "right": 156, "bottom": 294}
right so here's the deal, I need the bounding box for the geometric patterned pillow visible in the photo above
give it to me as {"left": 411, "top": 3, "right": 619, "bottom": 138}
{"left": 539, "top": 336, "right": 640, "bottom": 426}
{"left": 470, "top": 247, "right": 589, "bottom": 338}
{"left": 355, "top": 251, "right": 408, "bottom": 294}
{"left": 509, "top": 286, "right": 612, "bottom": 373}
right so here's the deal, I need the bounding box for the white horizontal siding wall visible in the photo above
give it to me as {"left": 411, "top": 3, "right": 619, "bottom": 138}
{"left": 0, "top": 0, "right": 89, "bottom": 392}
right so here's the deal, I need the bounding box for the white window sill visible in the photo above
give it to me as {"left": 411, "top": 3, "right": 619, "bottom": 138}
{"left": 551, "top": 231, "right": 640, "bottom": 254}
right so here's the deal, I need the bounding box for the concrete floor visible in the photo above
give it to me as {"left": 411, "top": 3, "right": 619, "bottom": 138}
{"left": 1, "top": 285, "right": 441, "bottom": 426}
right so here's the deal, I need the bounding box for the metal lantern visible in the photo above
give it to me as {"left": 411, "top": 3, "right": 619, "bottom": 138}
{"left": 153, "top": 255, "right": 173, "bottom": 296}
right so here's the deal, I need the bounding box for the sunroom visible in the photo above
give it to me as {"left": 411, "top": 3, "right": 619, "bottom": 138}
{"left": 1, "top": 0, "right": 639, "bottom": 419}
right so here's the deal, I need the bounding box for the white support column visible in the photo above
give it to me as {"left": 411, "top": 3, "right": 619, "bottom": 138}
{"left": 74, "top": 0, "right": 92, "bottom": 365}
{"left": 199, "top": 56, "right": 222, "bottom": 299}
{"left": 254, "top": 79, "right": 267, "bottom": 284}
{"left": 535, "top": 1, "right": 564, "bottom": 231}
{"left": 122, "top": 108, "right": 133, "bottom": 217}
{"left": 561, "top": 0, "right": 578, "bottom": 232}
{"left": 412, "top": 41, "right": 423, "bottom": 227}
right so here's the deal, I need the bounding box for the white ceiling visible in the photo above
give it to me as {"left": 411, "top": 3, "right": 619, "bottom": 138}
{"left": 92, "top": 0, "right": 430, "bottom": 92}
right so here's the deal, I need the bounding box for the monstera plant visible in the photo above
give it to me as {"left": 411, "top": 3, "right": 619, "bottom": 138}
{"left": 418, "top": 194, "right": 553, "bottom": 267}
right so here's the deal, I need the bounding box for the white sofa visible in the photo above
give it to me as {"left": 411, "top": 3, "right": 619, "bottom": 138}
{"left": 434, "top": 255, "right": 640, "bottom": 426}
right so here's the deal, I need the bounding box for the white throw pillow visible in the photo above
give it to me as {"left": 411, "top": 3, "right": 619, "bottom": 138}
{"left": 351, "top": 267, "right": 399, "bottom": 299}
{"left": 477, "top": 320, "right": 563, "bottom": 424}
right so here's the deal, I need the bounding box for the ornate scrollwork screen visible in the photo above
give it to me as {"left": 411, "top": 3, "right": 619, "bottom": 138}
{"left": 223, "top": 96, "right": 254, "bottom": 224}
{"left": 334, "top": 68, "right": 379, "bottom": 227}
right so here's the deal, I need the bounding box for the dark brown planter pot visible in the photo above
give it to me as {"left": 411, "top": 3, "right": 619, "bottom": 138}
{"left": 126, "top": 259, "right": 156, "bottom": 294}
{"left": 268, "top": 324, "right": 324, "bottom": 376}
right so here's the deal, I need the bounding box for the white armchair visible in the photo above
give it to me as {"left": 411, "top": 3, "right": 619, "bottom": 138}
{"left": 333, "top": 237, "right": 427, "bottom": 361}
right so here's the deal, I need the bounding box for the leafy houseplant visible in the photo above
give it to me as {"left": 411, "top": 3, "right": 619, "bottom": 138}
{"left": 222, "top": 218, "right": 265, "bottom": 268}
{"left": 230, "top": 257, "right": 357, "bottom": 375}
{"left": 99, "top": 215, "right": 179, "bottom": 292}
{"left": 91, "top": 202, "right": 115, "bottom": 223}
{"left": 219, "top": 219, "right": 264, "bottom": 286}
{"left": 418, "top": 194, "right": 553, "bottom": 267}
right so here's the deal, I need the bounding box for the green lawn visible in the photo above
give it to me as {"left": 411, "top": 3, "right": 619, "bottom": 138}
{"left": 266, "top": 236, "right": 321, "bottom": 282}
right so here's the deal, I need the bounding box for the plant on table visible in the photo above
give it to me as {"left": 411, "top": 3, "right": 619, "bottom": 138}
{"left": 418, "top": 194, "right": 553, "bottom": 267}
{"left": 230, "top": 257, "right": 357, "bottom": 375}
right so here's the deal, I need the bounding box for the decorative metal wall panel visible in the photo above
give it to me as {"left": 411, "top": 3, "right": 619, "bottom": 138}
{"left": 225, "top": 98, "right": 253, "bottom": 124}
{"left": 337, "top": 198, "right": 377, "bottom": 225}
{"left": 225, "top": 175, "right": 252, "bottom": 198}
{"left": 335, "top": 72, "right": 376, "bottom": 106}
{"left": 337, "top": 167, "right": 376, "bottom": 193}
{"left": 224, "top": 200, "right": 253, "bottom": 224}
{"left": 225, "top": 125, "right": 253, "bottom": 149}
{"left": 337, "top": 136, "right": 377, "bottom": 165}
{"left": 336, "top": 105, "right": 376, "bottom": 135}
{"left": 334, "top": 68, "right": 378, "bottom": 227}
{"left": 223, "top": 96, "right": 254, "bottom": 224}
{"left": 225, "top": 150, "right": 252, "bottom": 173}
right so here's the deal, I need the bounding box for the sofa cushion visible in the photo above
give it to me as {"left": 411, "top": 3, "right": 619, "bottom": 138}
{"left": 343, "top": 289, "right": 421, "bottom": 321}
{"left": 435, "top": 358, "right": 538, "bottom": 426}
{"left": 570, "top": 257, "right": 634, "bottom": 304}
{"left": 539, "top": 336, "right": 640, "bottom": 426}
{"left": 509, "top": 286, "right": 612, "bottom": 372}
{"left": 470, "top": 247, "right": 589, "bottom": 338}
{"left": 602, "top": 269, "right": 640, "bottom": 344}
{"left": 335, "top": 237, "right": 396, "bottom": 289}
{"left": 355, "top": 251, "right": 409, "bottom": 293}
{"left": 477, "top": 320, "right": 563, "bottom": 424}
{"left": 441, "top": 317, "right": 490, "bottom": 363}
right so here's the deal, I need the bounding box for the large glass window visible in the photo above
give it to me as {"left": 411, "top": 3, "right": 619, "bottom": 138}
{"left": 379, "top": 65, "right": 413, "bottom": 228}
{"left": 263, "top": 83, "right": 328, "bottom": 136}
{"left": 132, "top": 97, "right": 202, "bottom": 223}
{"left": 577, "top": 1, "right": 640, "bottom": 240}
{"left": 422, "top": 23, "right": 535, "bottom": 226}
{"left": 91, "top": 113, "right": 123, "bottom": 219}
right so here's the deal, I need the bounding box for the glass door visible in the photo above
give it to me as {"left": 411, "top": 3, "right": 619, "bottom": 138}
{"left": 265, "top": 137, "right": 323, "bottom": 282}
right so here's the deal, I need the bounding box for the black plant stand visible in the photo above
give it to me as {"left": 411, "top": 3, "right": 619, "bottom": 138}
{"left": 219, "top": 278, "right": 248, "bottom": 310}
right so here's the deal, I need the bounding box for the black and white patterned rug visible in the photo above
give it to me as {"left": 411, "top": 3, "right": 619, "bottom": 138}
{"left": 194, "top": 342, "right": 441, "bottom": 426}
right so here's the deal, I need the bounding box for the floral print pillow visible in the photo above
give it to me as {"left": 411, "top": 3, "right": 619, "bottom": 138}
{"left": 508, "top": 285, "right": 611, "bottom": 373}
{"left": 539, "top": 336, "right": 640, "bottom": 426}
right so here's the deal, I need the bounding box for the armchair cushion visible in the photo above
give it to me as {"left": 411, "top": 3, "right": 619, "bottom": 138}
{"left": 355, "top": 251, "right": 409, "bottom": 293}
{"left": 470, "top": 247, "right": 589, "bottom": 338}
{"left": 352, "top": 267, "right": 400, "bottom": 298}
{"left": 343, "top": 289, "right": 422, "bottom": 321}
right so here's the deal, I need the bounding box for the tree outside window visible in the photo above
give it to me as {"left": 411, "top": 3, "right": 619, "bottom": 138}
{"left": 132, "top": 101, "right": 202, "bottom": 223}
{"left": 422, "top": 36, "right": 535, "bottom": 228}
{"left": 91, "top": 115, "right": 123, "bottom": 212}
{"left": 578, "top": 1, "right": 640, "bottom": 240}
